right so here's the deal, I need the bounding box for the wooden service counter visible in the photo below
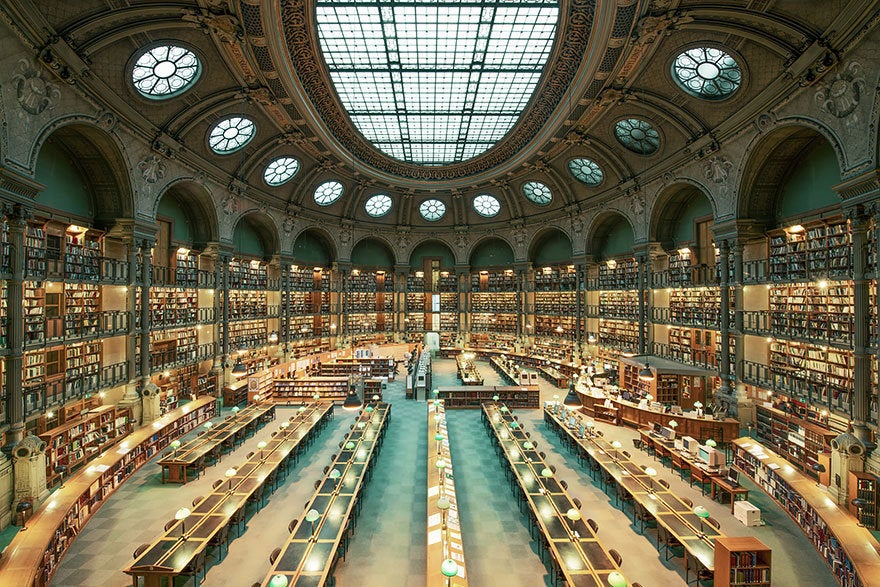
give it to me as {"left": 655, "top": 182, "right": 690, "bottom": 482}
{"left": 575, "top": 389, "right": 739, "bottom": 443}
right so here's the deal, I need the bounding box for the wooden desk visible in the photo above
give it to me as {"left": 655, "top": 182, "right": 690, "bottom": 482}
{"left": 484, "top": 403, "right": 628, "bottom": 586}
{"left": 259, "top": 403, "right": 391, "bottom": 586}
{"left": 539, "top": 365, "right": 569, "bottom": 389}
{"left": 575, "top": 390, "right": 739, "bottom": 443}
{"left": 0, "top": 398, "right": 216, "bottom": 587}
{"left": 710, "top": 476, "right": 749, "bottom": 513}
{"left": 125, "top": 403, "right": 332, "bottom": 586}
{"left": 733, "top": 438, "right": 880, "bottom": 587}
{"left": 427, "top": 401, "right": 468, "bottom": 586}
{"left": 455, "top": 355, "right": 483, "bottom": 385}
{"left": 544, "top": 407, "right": 722, "bottom": 577}
{"left": 157, "top": 403, "right": 275, "bottom": 483}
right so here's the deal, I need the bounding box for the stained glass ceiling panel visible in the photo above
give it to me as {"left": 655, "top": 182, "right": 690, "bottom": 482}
{"left": 316, "top": 0, "right": 559, "bottom": 166}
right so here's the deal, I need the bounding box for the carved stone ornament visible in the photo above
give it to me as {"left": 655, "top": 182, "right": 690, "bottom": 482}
{"left": 704, "top": 155, "right": 733, "bottom": 184}
{"left": 628, "top": 192, "right": 645, "bottom": 217}
{"left": 570, "top": 216, "right": 584, "bottom": 239}
{"left": 138, "top": 154, "right": 167, "bottom": 184}
{"left": 512, "top": 228, "right": 527, "bottom": 252}
{"left": 182, "top": 9, "right": 243, "bottom": 44}
{"left": 282, "top": 214, "right": 296, "bottom": 235}
{"left": 396, "top": 230, "right": 411, "bottom": 250}
{"left": 339, "top": 228, "right": 352, "bottom": 246}
{"left": 455, "top": 232, "right": 469, "bottom": 251}
{"left": 221, "top": 195, "right": 238, "bottom": 216}
{"left": 11, "top": 59, "right": 60, "bottom": 116}
{"left": 815, "top": 61, "right": 866, "bottom": 122}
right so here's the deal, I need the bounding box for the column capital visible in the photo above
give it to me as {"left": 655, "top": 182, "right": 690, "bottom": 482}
{"left": 711, "top": 219, "right": 765, "bottom": 245}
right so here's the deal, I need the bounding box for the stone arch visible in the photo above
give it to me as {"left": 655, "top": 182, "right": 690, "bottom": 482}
{"left": 408, "top": 238, "right": 457, "bottom": 269}
{"left": 528, "top": 226, "right": 573, "bottom": 264}
{"left": 291, "top": 227, "right": 338, "bottom": 266}
{"left": 468, "top": 236, "right": 516, "bottom": 268}
{"left": 31, "top": 117, "right": 135, "bottom": 226}
{"left": 585, "top": 210, "right": 636, "bottom": 260}
{"left": 648, "top": 180, "right": 716, "bottom": 251}
{"left": 153, "top": 179, "right": 219, "bottom": 249}
{"left": 737, "top": 118, "right": 846, "bottom": 224}
{"left": 230, "top": 210, "right": 280, "bottom": 259}
{"left": 350, "top": 235, "right": 397, "bottom": 267}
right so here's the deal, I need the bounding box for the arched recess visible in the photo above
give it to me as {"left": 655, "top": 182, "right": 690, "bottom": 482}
{"left": 739, "top": 124, "right": 843, "bottom": 227}
{"left": 155, "top": 181, "right": 219, "bottom": 250}
{"left": 587, "top": 211, "right": 635, "bottom": 260}
{"left": 409, "top": 239, "right": 456, "bottom": 270}
{"left": 469, "top": 237, "right": 515, "bottom": 268}
{"left": 350, "top": 237, "right": 395, "bottom": 269}
{"left": 231, "top": 212, "right": 279, "bottom": 260}
{"left": 529, "top": 227, "right": 573, "bottom": 265}
{"left": 292, "top": 228, "right": 337, "bottom": 266}
{"left": 33, "top": 123, "right": 134, "bottom": 227}
{"left": 649, "top": 182, "right": 715, "bottom": 262}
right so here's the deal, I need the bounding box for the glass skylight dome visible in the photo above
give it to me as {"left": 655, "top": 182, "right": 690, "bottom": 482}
{"left": 316, "top": 0, "right": 559, "bottom": 166}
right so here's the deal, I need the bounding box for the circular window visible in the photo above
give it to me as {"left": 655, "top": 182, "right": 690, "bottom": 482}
{"left": 420, "top": 199, "right": 446, "bottom": 221}
{"left": 523, "top": 181, "right": 552, "bottom": 205}
{"left": 208, "top": 116, "right": 256, "bottom": 154}
{"left": 314, "top": 181, "right": 344, "bottom": 206}
{"left": 569, "top": 158, "right": 604, "bottom": 186}
{"left": 614, "top": 119, "right": 660, "bottom": 155}
{"left": 365, "top": 194, "right": 393, "bottom": 217}
{"left": 264, "top": 157, "right": 300, "bottom": 186}
{"left": 672, "top": 47, "right": 742, "bottom": 100}
{"left": 131, "top": 44, "right": 201, "bottom": 99}
{"left": 473, "top": 194, "right": 501, "bottom": 218}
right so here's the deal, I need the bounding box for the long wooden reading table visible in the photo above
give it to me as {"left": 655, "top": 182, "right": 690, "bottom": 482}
{"left": 455, "top": 354, "right": 483, "bottom": 385}
{"left": 427, "top": 400, "right": 468, "bottom": 586}
{"left": 157, "top": 402, "right": 276, "bottom": 483}
{"left": 483, "top": 402, "right": 628, "bottom": 587}
{"left": 0, "top": 397, "right": 216, "bottom": 587}
{"left": 259, "top": 402, "right": 391, "bottom": 586}
{"left": 544, "top": 405, "right": 723, "bottom": 581}
{"left": 125, "top": 403, "right": 333, "bottom": 587}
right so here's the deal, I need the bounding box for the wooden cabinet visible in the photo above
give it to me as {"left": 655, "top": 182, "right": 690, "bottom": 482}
{"left": 849, "top": 471, "right": 880, "bottom": 530}
{"left": 714, "top": 536, "right": 771, "bottom": 587}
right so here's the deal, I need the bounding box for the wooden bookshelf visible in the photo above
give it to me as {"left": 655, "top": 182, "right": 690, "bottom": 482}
{"left": 64, "top": 341, "right": 101, "bottom": 395}
{"left": 63, "top": 283, "right": 100, "bottom": 337}
{"left": 0, "top": 397, "right": 216, "bottom": 587}
{"left": 64, "top": 228, "right": 101, "bottom": 281}
{"left": 769, "top": 339, "right": 852, "bottom": 409}
{"left": 150, "top": 286, "right": 197, "bottom": 328}
{"left": 229, "top": 289, "right": 268, "bottom": 319}
{"left": 534, "top": 264, "right": 577, "bottom": 291}
{"left": 848, "top": 471, "right": 880, "bottom": 530}
{"left": 768, "top": 218, "right": 851, "bottom": 282}
{"left": 598, "top": 290, "right": 638, "bottom": 320}
{"left": 597, "top": 257, "right": 637, "bottom": 290}
{"left": 754, "top": 402, "right": 833, "bottom": 476}
{"left": 39, "top": 404, "right": 132, "bottom": 487}
{"left": 24, "top": 280, "right": 45, "bottom": 345}
{"left": 229, "top": 258, "right": 268, "bottom": 289}
{"left": 598, "top": 318, "right": 638, "bottom": 351}
{"left": 273, "top": 376, "right": 350, "bottom": 403}
{"left": 470, "top": 269, "right": 517, "bottom": 292}
{"left": 618, "top": 357, "right": 709, "bottom": 409}
{"left": 714, "top": 536, "right": 771, "bottom": 587}
{"left": 733, "top": 438, "right": 880, "bottom": 587}
{"left": 436, "top": 385, "right": 540, "bottom": 409}
{"left": 25, "top": 222, "right": 47, "bottom": 277}
{"left": 770, "top": 281, "right": 853, "bottom": 345}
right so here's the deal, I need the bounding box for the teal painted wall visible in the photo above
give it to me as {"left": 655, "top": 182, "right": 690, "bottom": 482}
{"left": 777, "top": 141, "right": 841, "bottom": 220}
{"left": 597, "top": 218, "right": 634, "bottom": 258}
{"left": 292, "top": 232, "right": 332, "bottom": 265}
{"left": 673, "top": 196, "right": 713, "bottom": 244}
{"left": 157, "top": 195, "right": 194, "bottom": 244}
{"left": 532, "top": 231, "right": 572, "bottom": 264}
{"left": 470, "top": 239, "right": 514, "bottom": 267}
{"left": 409, "top": 241, "right": 455, "bottom": 268}
{"left": 35, "top": 141, "right": 93, "bottom": 218}
{"left": 233, "top": 220, "right": 267, "bottom": 257}
{"left": 351, "top": 239, "right": 394, "bottom": 267}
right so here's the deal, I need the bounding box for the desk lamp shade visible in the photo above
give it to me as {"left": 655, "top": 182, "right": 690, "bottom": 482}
{"left": 203, "top": 421, "right": 213, "bottom": 429}
{"left": 345, "top": 441, "right": 356, "bottom": 450}
{"left": 225, "top": 467, "right": 237, "bottom": 478}
{"left": 232, "top": 406, "right": 240, "bottom": 415}
{"left": 357, "top": 421, "right": 366, "bottom": 429}
{"left": 280, "top": 421, "right": 289, "bottom": 429}
{"left": 269, "top": 575, "right": 289, "bottom": 587}
{"left": 693, "top": 505, "right": 710, "bottom": 518}
{"left": 171, "top": 440, "right": 181, "bottom": 450}
{"left": 365, "top": 405, "right": 374, "bottom": 413}
{"left": 668, "top": 420, "right": 678, "bottom": 429}
{"left": 541, "top": 467, "right": 553, "bottom": 478}
{"left": 435, "top": 433, "right": 444, "bottom": 442}
{"left": 510, "top": 421, "right": 520, "bottom": 429}
{"left": 305, "top": 509, "right": 321, "bottom": 523}
{"left": 372, "top": 394, "right": 380, "bottom": 402}
{"left": 313, "top": 393, "right": 321, "bottom": 401}
{"left": 611, "top": 440, "right": 622, "bottom": 450}
{"left": 175, "top": 507, "right": 191, "bottom": 521}
{"left": 329, "top": 469, "right": 341, "bottom": 480}
{"left": 523, "top": 441, "right": 534, "bottom": 450}
{"left": 493, "top": 395, "right": 499, "bottom": 402}
{"left": 500, "top": 406, "right": 509, "bottom": 413}
{"left": 644, "top": 467, "right": 657, "bottom": 477}
{"left": 563, "top": 383, "right": 581, "bottom": 407}
{"left": 433, "top": 388, "right": 440, "bottom": 397}
{"left": 608, "top": 571, "right": 627, "bottom": 587}
{"left": 231, "top": 357, "right": 247, "bottom": 377}
{"left": 566, "top": 508, "right": 581, "bottom": 521}
{"left": 437, "top": 497, "right": 451, "bottom": 510}
{"left": 436, "top": 459, "right": 447, "bottom": 470}
{"left": 638, "top": 364, "right": 655, "bottom": 381}
{"left": 342, "top": 386, "right": 363, "bottom": 411}
{"left": 812, "top": 463, "right": 826, "bottom": 473}
{"left": 258, "top": 441, "right": 267, "bottom": 450}
{"left": 441, "top": 559, "right": 459, "bottom": 577}
{"left": 705, "top": 438, "right": 717, "bottom": 447}
{"left": 693, "top": 401, "right": 703, "bottom": 409}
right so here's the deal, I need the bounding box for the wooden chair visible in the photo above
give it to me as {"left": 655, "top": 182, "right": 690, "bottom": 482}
{"left": 212, "top": 479, "right": 224, "bottom": 490}
{"left": 658, "top": 526, "right": 683, "bottom": 560}
{"left": 560, "top": 479, "right": 568, "bottom": 490}
{"left": 288, "top": 519, "right": 298, "bottom": 533}
{"left": 164, "top": 519, "right": 177, "bottom": 531}
{"left": 269, "top": 547, "right": 281, "bottom": 564}
{"left": 681, "top": 497, "right": 693, "bottom": 507}
{"left": 622, "top": 450, "right": 631, "bottom": 459}
{"left": 609, "top": 549, "right": 623, "bottom": 566}
{"left": 631, "top": 437, "right": 643, "bottom": 451}
{"left": 587, "top": 518, "right": 599, "bottom": 533}
{"left": 207, "top": 522, "right": 230, "bottom": 561}
{"left": 246, "top": 451, "right": 255, "bottom": 459}
{"left": 178, "top": 548, "right": 206, "bottom": 586}
{"left": 706, "top": 516, "right": 721, "bottom": 530}
{"left": 132, "top": 543, "right": 150, "bottom": 559}
{"left": 572, "top": 498, "right": 582, "bottom": 510}
{"left": 658, "top": 479, "right": 670, "bottom": 489}
{"left": 192, "top": 496, "right": 203, "bottom": 507}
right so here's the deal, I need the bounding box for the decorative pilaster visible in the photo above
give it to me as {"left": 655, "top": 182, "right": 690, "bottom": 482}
{"left": 5, "top": 204, "right": 31, "bottom": 446}
{"left": 138, "top": 238, "right": 154, "bottom": 394}
{"left": 718, "top": 239, "right": 733, "bottom": 403}
{"left": 118, "top": 237, "right": 142, "bottom": 424}
{"left": 456, "top": 265, "right": 470, "bottom": 343}
{"left": 848, "top": 207, "right": 871, "bottom": 444}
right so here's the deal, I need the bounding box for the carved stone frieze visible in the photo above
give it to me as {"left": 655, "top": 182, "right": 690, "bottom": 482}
{"left": 815, "top": 61, "right": 866, "bottom": 126}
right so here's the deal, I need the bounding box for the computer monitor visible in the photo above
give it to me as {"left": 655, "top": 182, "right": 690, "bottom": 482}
{"left": 659, "top": 426, "right": 675, "bottom": 441}
{"left": 651, "top": 422, "right": 662, "bottom": 434}
{"left": 727, "top": 468, "right": 740, "bottom": 485}
{"left": 670, "top": 405, "right": 683, "bottom": 416}
{"left": 699, "top": 446, "right": 725, "bottom": 468}
{"left": 681, "top": 436, "right": 698, "bottom": 454}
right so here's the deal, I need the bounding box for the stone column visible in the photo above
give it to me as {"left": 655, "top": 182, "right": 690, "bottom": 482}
{"left": 279, "top": 257, "right": 291, "bottom": 359}
{"left": 118, "top": 236, "right": 142, "bottom": 424}
{"left": 718, "top": 239, "right": 733, "bottom": 404}
{"left": 732, "top": 241, "right": 751, "bottom": 422}
{"left": 849, "top": 208, "right": 871, "bottom": 443}
{"left": 5, "top": 204, "right": 30, "bottom": 446}
{"left": 456, "top": 265, "right": 470, "bottom": 346}
{"left": 394, "top": 264, "right": 409, "bottom": 341}
{"left": 12, "top": 435, "right": 49, "bottom": 511}
{"left": 635, "top": 251, "right": 648, "bottom": 355}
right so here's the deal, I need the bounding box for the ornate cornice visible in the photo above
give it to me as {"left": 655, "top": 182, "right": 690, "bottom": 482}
{"left": 834, "top": 168, "right": 880, "bottom": 202}
{"left": 0, "top": 165, "right": 44, "bottom": 202}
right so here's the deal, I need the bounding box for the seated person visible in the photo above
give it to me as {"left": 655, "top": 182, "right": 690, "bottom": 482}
{"left": 621, "top": 389, "right": 633, "bottom": 401}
